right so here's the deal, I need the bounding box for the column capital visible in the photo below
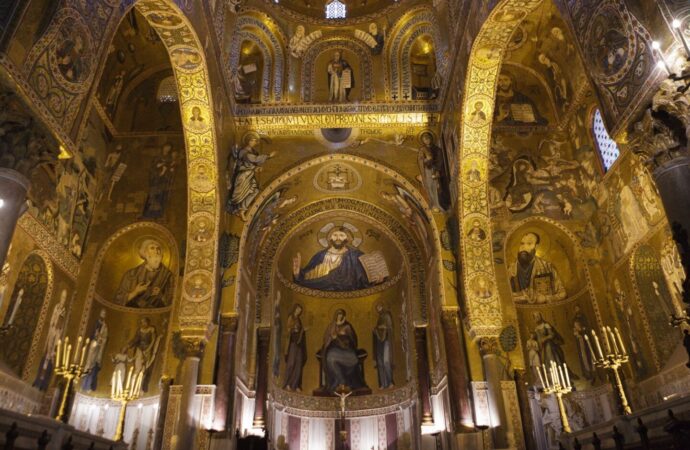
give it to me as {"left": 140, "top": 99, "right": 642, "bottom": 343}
{"left": 477, "top": 336, "right": 500, "bottom": 357}
{"left": 174, "top": 334, "right": 207, "bottom": 359}
{"left": 220, "top": 313, "right": 239, "bottom": 331}
{"left": 441, "top": 307, "right": 460, "bottom": 323}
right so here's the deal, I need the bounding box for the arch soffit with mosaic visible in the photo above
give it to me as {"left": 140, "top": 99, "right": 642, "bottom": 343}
{"left": 384, "top": 7, "right": 443, "bottom": 100}
{"left": 117, "top": 0, "right": 221, "bottom": 336}
{"left": 302, "top": 37, "right": 374, "bottom": 102}
{"left": 459, "top": 0, "right": 544, "bottom": 338}
{"left": 233, "top": 154, "right": 448, "bottom": 315}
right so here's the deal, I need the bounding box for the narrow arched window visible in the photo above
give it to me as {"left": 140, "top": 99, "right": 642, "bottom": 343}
{"left": 592, "top": 108, "right": 620, "bottom": 172}
{"left": 156, "top": 76, "right": 178, "bottom": 103}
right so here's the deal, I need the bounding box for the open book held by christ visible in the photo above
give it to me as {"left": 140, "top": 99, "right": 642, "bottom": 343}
{"left": 358, "top": 251, "right": 389, "bottom": 284}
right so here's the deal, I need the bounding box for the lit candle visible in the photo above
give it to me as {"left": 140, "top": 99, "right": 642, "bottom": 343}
{"left": 614, "top": 327, "right": 627, "bottom": 355}
{"left": 653, "top": 41, "right": 672, "bottom": 73}
{"left": 673, "top": 19, "right": 690, "bottom": 58}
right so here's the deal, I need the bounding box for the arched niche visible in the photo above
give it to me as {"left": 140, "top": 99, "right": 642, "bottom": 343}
{"left": 228, "top": 12, "right": 287, "bottom": 103}
{"left": 233, "top": 37, "right": 268, "bottom": 104}
{"left": 0, "top": 251, "right": 53, "bottom": 378}
{"left": 385, "top": 7, "right": 445, "bottom": 101}
{"left": 630, "top": 244, "right": 683, "bottom": 370}
{"left": 501, "top": 218, "right": 603, "bottom": 390}
{"left": 408, "top": 34, "right": 437, "bottom": 100}
{"left": 227, "top": 153, "right": 454, "bottom": 445}
{"left": 77, "top": 222, "right": 179, "bottom": 395}
{"left": 302, "top": 38, "right": 374, "bottom": 102}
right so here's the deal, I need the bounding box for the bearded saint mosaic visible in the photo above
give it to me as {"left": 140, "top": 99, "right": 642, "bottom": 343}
{"left": 292, "top": 223, "right": 389, "bottom": 292}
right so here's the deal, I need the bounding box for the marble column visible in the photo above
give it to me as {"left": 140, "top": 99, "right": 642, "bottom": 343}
{"left": 513, "top": 369, "right": 537, "bottom": 450}
{"left": 0, "top": 169, "right": 29, "bottom": 268}
{"left": 173, "top": 337, "right": 206, "bottom": 450}
{"left": 252, "top": 327, "right": 270, "bottom": 429}
{"left": 214, "top": 314, "right": 239, "bottom": 431}
{"left": 479, "top": 337, "right": 509, "bottom": 448}
{"left": 440, "top": 308, "right": 475, "bottom": 432}
{"left": 153, "top": 376, "right": 173, "bottom": 450}
{"left": 414, "top": 326, "right": 434, "bottom": 426}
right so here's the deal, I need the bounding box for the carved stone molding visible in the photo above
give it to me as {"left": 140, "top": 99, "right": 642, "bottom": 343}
{"left": 626, "top": 62, "right": 690, "bottom": 169}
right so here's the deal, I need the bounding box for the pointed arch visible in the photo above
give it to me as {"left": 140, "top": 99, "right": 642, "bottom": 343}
{"left": 458, "top": 0, "right": 544, "bottom": 337}
{"left": 126, "top": 0, "right": 221, "bottom": 335}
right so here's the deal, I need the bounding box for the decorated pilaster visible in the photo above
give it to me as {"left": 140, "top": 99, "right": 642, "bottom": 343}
{"left": 214, "top": 313, "right": 239, "bottom": 431}
{"left": 173, "top": 336, "right": 206, "bottom": 450}
{"left": 252, "top": 327, "right": 271, "bottom": 429}
{"left": 440, "top": 308, "right": 475, "bottom": 432}
{"left": 414, "top": 325, "right": 434, "bottom": 426}
{"left": 478, "top": 337, "right": 509, "bottom": 448}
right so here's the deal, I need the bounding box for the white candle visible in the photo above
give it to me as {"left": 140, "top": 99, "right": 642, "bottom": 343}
{"left": 673, "top": 19, "right": 690, "bottom": 57}
{"left": 564, "top": 363, "right": 571, "bottom": 388}
{"left": 537, "top": 366, "right": 546, "bottom": 388}
{"left": 126, "top": 366, "right": 134, "bottom": 392}
{"left": 55, "top": 339, "right": 62, "bottom": 370}
{"left": 7, "top": 291, "right": 23, "bottom": 325}
{"left": 608, "top": 327, "right": 620, "bottom": 355}
{"left": 558, "top": 365, "right": 565, "bottom": 388}
{"left": 614, "top": 327, "right": 627, "bottom": 355}
{"left": 542, "top": 364, "right": 550, "bottom": 389}
{"left": 602, "top": 327, "right": 611, "bottom": 354}
{"left": 62, "top": 337, "right": 69, "bottom": 367}
{"left": 65, "top": 344, "right": 72, "bottom": 368}
{"left": 79, "top": 338, "right": 90, "bottom": 368}
{"left": 74, "top": 336, "right": 83, "bottom": 364}
{"left": 584, "top": 335, "right": 596, "bottom": 361}
{"left": 592, "top": 331, "right": 604, "bottom": 359}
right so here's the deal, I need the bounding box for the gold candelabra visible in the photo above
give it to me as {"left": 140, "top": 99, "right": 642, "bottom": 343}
{"left": 54, "top": 336, "right": 92, "bottom": 422}
{"left": 111, "top": 367, "right": 144, "bottom": 442}
{"left": 537, "top": 361, "right": 573, "bottom": 433}
{"left": 584, "top": 325, "right": 632, "bottom": 415}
